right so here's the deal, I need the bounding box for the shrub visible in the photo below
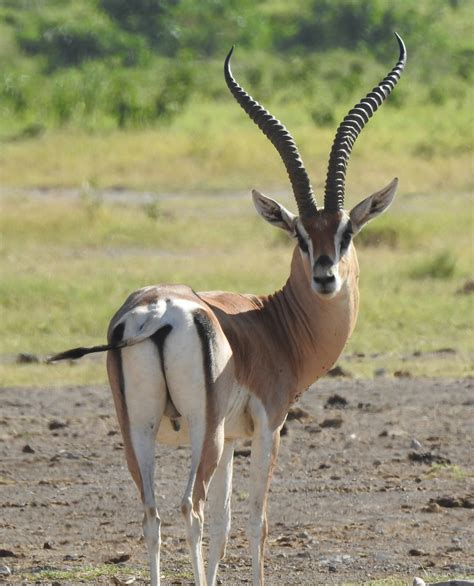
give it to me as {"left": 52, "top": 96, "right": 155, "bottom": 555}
{"left": 409, "top": 251, "right": 456, "bottom": 280}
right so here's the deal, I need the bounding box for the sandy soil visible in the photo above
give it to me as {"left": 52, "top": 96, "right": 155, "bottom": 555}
{"left": 1, "top": 377, "right": 473, "bottom": 584}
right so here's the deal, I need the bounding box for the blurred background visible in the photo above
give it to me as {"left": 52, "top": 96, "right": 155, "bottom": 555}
{"left": 0, "top": 0, "right": 472, "bottom": 386}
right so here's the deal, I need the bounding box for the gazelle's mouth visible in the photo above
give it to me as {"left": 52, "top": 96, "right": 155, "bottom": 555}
{"left": 312, "top": 278, "right": 338, "bottom": 298}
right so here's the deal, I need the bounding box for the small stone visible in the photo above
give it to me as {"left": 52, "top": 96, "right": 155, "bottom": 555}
{"left": 320, "top": 416, "right": 343, "bottom": 429}
{"left": 422, "top": 501, "right": 442, "bottom": 513}
{"left": 394, "top": 370, "right": 412, "bottom": 378}
{"left": 374, "top": 368, "right": 387, "bottom": 377}
{"left": 63, "top": 553, "right": 79, "bottom": 561}
{"left": 286, "top": 407, "right": 311, "bottom": 422}
{"left": 410, "top": 438, "right": 423, "bottom": 450}
{"left": 234, "top": 448, "right": 251, "bottom": 458}
{"left": 296, "top": 531, "right": 309, "bottom": 540}
{"left": 48, "top": 419, "right": 68, "bottom": 431}
{"left": 22, "top": 444, "right": 35, "bottom": 454}
{"left": 43, "top": 541, "right": 54, "bottom": 550}
{"left": 105, "top": 552, "right": 131, "bottom": 564}
{"left": 0, "top": 565, "right": 11, "bottom": 577}
{"left": 16, "top": 353, "right": 39, "bottom": 364}
{"left": 0, "top": 550, "right": 16, "bottom": 558}
{"left": 408, "top": 548, "right": 426, "bottom": 556}
{"left": 326, "top": 365, "right": 352, "bottom": 378}
{"left": 324, "top": 394, "right": 348, "bottom": 408}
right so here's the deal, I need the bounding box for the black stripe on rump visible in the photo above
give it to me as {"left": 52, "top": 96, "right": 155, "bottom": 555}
{"left": 110, "top": 322, "right": 125, "bottom": 345}
{"left": 193, "top": 310, "right": 217, "bottom": 396}
{"left": 110, "top": 322, "right": 127, "bottom": 399}
{"left": 150, "top": 324, "right": 173, "bottom": 375}
{"left": 150, "top": 324, "right": 180, "bottom": 430}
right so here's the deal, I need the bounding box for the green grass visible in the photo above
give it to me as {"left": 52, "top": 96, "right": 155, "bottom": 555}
{"left": 0, "top": 98, "right": 472, "bottom": 196}
{"left": 15, "top": 563, "right": 193, "bottom": 583}
{"left": 15, "top": 563, "right": 146, "bottom": 583}
{"left": 346, "top": 578, "right": 474, "bottom": 586}
{"left": 1, "top": 188, "right": 472, "bottom": 387}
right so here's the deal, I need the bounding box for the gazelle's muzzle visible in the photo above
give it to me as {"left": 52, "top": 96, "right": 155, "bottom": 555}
{"left": 312, "top": 255, "right": 340, "bottom": 297}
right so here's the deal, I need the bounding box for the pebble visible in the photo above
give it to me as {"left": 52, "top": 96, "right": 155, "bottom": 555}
{"left": 0, "top": 565, "right": 11, "bottom": 577}
{"left": 410, "top": 438, "right": 423, "bottom": 450}
{"left": 16, "top": 353, "right": 39, "bottom": 364}
{"left": 48, "top": 419, "right": 68, "bottom": 431}
{"left": 296, "top": 531, "right": 309, "bottom": 540}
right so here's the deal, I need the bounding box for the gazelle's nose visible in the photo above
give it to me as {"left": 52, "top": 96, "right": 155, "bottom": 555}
{"left": 313, "top": 275, "right": 336, "bottom": 286}
{"left": 315, "top": 255, "right": 333, "bottom": 268}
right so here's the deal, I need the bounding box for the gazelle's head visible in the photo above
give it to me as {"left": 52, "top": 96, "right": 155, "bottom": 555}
{"left": 225, "top": 34, "right": 406, "bottom": 299}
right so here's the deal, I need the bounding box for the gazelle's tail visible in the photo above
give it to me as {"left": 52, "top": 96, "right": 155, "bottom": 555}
{"left": 47, "top": 342, "right": 126, "bottom": 363}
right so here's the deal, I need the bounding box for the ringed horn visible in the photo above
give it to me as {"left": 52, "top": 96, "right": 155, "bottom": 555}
{"left": 225, "top": 33, "right": 407, "bottom": 217}
{"left": 324, "top": 32, "right": 407, "bottom": 212}
{"left": 224, "top": 46, "right": 318, "bottom": 219}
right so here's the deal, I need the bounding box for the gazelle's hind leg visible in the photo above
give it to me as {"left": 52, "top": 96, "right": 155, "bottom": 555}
{"left": 179, "top": 417, "right": 225, "bottom": 585}
{"left": 107, "top": 339, "right": 167, "bottom": 586}
{"left": 162, "top": 305, "right": 233, "bottom": 585}
{"left": 206, "top": 439, "right": 235, "bottom": 586}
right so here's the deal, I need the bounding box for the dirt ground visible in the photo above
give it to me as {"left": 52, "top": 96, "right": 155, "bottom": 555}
{"left": 1, "top": 376, "right": 473, "bottom": 585}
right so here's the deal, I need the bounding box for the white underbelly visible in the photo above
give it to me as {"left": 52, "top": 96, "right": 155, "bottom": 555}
{"left": 156, "top": 385, "right": 253, "bottom": 446}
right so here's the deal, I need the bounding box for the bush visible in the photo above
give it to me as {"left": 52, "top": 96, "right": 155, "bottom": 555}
{"left": 409, "top": 251, "right": 456, "bottom": 280}
{"left": 16, "top": 7, "right": 147, "bottom": 70}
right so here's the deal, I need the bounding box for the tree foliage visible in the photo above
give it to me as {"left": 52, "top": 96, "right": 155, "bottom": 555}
{"left": 0, "top": 0, "right": 472, "bottom": 131}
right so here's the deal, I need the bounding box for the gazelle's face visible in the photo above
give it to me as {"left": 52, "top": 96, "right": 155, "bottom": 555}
{"left": 252, "top": 178, "right": 398, "bottom": 299}
{"left": 296, "top": 211, "right": 353, "bottom": 298}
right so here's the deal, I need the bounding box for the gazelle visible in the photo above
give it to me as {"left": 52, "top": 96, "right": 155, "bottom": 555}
{"left": 50, "top": 34, "right": 406, "bottom": 586}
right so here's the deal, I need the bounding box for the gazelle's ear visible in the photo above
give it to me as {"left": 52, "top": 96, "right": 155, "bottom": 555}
{"left": 349, "top": 178, "right": 398, "bottom": 235}
{"left": 252, "top": 189, "right": 297, "bottom": 236}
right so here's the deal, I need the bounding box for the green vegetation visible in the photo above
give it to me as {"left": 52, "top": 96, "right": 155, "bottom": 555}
{"left": 13, "top": 564, "right": 474, "bottom": 585}
{"left": 15, "top": 563, "right": 193, "bottom": 583}
{"left": 0, "top": 1, "right": 472, "bottom": 386}
{"left": 15, "top": 564, "right": 146, "bottom": 583}
{"left": 349, "top": 578, "right": 474, "bottom": 586}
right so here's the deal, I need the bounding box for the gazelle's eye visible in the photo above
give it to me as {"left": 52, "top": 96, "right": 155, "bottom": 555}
{"left": 297, "top": 232, "right": 309, "bottom": 254}
{"left": 340, "top": 230, "right": 352, "bottom": 252}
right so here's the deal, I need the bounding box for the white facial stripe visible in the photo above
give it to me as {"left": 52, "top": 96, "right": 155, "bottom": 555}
{"left": 334, "top": 213, "right": 352, "bottom": 261}
{"left": 295, "top": 220, "right": 313, "bottom": 261}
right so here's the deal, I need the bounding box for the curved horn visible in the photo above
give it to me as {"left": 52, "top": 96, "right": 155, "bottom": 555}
{"left": 324, "top": 33, "right": 407, "bottom": 212}
{"left": 225, "top": 47, "right": 317, "bottom": 218}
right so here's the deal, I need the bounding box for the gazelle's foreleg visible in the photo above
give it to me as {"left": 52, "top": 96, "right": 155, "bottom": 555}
{"left": 248, "top": 400, "right": 281, "bottom": 586}
{"left": 206, "top": 439, "right": 235, "bottom": 586}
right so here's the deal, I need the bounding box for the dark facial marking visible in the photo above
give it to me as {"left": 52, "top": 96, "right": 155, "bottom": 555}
{"left": 296, "top": 228, "right": 309, "bottom": 254}
{"left": 340, "top": 229, "right": 353, "bottom": 253}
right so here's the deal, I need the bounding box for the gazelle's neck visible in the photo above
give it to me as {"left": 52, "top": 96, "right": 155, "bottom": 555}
{"left": 260, "top": 246, "right": 359, "bottom": 394}
{"left": 200, "top": 245, "right": 360, "bottom": 426}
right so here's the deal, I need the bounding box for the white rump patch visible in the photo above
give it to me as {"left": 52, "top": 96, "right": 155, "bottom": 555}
{"left": 117, "top": 298, "right": 169, "bottom": 346}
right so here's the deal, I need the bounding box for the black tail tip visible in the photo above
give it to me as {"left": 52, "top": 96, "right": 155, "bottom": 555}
{"left": 47, "top": 347, "right": 91, "bottom": 363}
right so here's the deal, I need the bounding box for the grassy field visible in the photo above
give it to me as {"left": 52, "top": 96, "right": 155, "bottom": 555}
{"left": 0, "top": 96, "right": 472, "bottom": 196}
{"left": 1, "top": 180, "right": 472, "bottom": 387}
